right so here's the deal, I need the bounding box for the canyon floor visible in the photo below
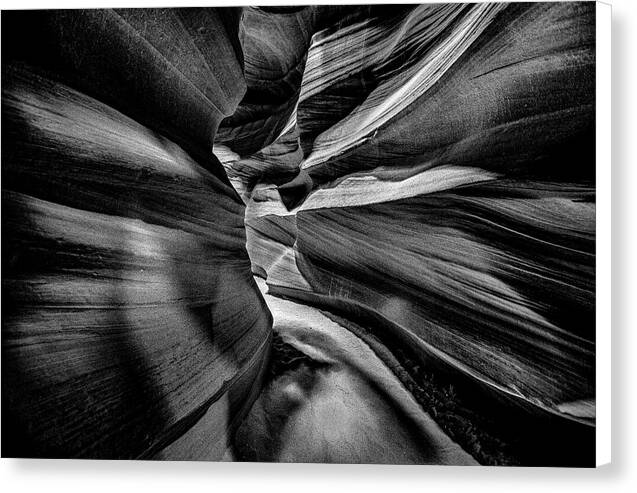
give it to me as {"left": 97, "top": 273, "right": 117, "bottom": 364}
{"left": 233, "top": 278, "right": 477, "bottom": 465}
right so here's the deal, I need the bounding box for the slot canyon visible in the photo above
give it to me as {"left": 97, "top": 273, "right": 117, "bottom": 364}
{"left": 1, "top": 3, "right": 595, "bottom": 466}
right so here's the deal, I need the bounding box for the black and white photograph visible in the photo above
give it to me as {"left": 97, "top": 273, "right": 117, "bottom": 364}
{"left": 0, "top": 0, "right": 614, "bottom": 475}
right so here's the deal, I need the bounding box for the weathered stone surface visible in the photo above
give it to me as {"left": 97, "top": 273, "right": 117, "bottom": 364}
{"left": 234, "top": 279, "right": 477, "bottom": 465}
{"left": 2, "top": 9, "right": 271, "bottom": 460}
{"left": 2, "top": 2, "right": 596, "bottom": 466}
{"left": 242, "top": 2, "right": 596, "bottom": 466}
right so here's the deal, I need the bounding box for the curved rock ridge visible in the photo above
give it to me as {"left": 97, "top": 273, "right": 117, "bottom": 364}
{"left": 3, "top": 8, "right": 246, "bottom": 173}
{"left": 296, "top": 3, "right": 504, "bottom": 162}
{"left": 215, "top": 125, "right": 304, "bottom": 202}
{"left": 215, "top": 7, "right": 317, "bottom": 155}
{"left": 226, "top": 2, "right": 594, "bottom": 209}
{"left": 247, "top": 181, "right": 595, "bottom": 465}
{"left": 303, "top": 2, "right": 593, "bottom": 184}
{"left": 296, "top": 187, "right": 594, "bottom": 403}
{"left": 249, "top": 179, "right": 595, "bottom": 405}
{"left": 217, "top": 4, "right": 419, "bottom": 157}
{"left": 2, "top": 9, "right": 271, "bottom": 459}
{"left": 285, "top": 2, "right": 593, "bottom": 200}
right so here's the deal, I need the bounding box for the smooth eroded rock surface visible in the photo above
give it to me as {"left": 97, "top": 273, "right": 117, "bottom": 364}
{"left": 2, "top": 2, "right": 596, "bottom": 466}
{"left": 2, "top": 9, "right": 271, "bottom": 460}
{"left": 239, "top": 1, "right": 596, "bottom": 467}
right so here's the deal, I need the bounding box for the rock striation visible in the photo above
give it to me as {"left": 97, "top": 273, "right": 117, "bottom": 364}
{"left": 239, "top": 1, "right": 596, "bottom": 466}
{"left": 2, "top": 9, "right": 271, "bottom": 459}
{"left": 234, "top": 279, "right": 477, "bottom": 465}
{"left": 2, "top": 3, "right": 596, "bottom": 466}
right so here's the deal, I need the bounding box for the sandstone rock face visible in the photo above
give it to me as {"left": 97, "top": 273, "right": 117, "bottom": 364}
{"left": 237, "top": 2, "right": 596, "bottom": 466}
{"left": 234, "top": 279, "right": 477, "bottom": 465}
{"left": 2, "top": 3, "right": 596, "bottom": 466}
{"left": 2, "top": 9, "right": 271, "bottom": 459}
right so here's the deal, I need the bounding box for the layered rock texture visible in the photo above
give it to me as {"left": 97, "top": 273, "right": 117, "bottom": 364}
{"left": 2, "top": 9, "right": 270, "bottom": 460}
{"left": 2, "top": 2, "right": 595, "bottom": 466}
{"left": 232, "top": 2, "right": 596, "bottom": 467}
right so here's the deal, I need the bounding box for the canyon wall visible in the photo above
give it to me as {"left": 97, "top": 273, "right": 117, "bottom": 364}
{"left": 237, "top": 2, "right": 596, "bottom": 466}
{"left": 2, "top": 9, "right": 271, "bottom": 459}
{"left": 2, "top": 3, "right": 596, "bottom": 466}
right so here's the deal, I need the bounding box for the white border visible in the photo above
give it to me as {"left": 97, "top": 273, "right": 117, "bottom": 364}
{"left": 0, "top": 0, "right": 606, "bottom": 10}
{"left": 595, "top": 0, "right": 612, "bottom": 468}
